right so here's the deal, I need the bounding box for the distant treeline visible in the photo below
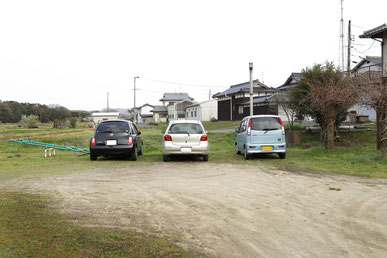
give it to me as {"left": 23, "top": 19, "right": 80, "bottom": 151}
{"left": 0, "top": 101, "right": 91, "bottom": 123}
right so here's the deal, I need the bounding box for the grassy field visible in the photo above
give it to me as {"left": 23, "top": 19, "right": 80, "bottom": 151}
{"left": 1, "top": 122, "right": 386, "bottom": 180}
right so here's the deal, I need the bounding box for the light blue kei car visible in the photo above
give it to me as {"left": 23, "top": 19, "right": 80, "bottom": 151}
{"left": 235, "top": 115, "right": 286, "bottom": 160}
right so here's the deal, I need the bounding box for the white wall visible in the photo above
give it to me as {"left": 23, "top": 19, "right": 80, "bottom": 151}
{"left": 186, "top": 106, "right": 200, "bottom": 120}
{"left": 140, "top": 105, "right": 153, "bottom": 116}
{"left": 201, "top": 100, "right": 217, "bottom": 121}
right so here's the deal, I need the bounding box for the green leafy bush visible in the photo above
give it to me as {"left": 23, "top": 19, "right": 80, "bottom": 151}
{"left": 19, "top": 115, "right": 39, "bottom": 128}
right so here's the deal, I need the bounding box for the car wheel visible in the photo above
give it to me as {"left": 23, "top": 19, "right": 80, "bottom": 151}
{"left": 90, "top": 153, "right": 97, "bottom": 161}
{"left": 130, "top": 146, "right": 138, "bottom": 161}
{"left": 138, "top": 144, "right": 143, "bottom": 155}
{"left": 278, "top": 153, "right": 286, "bottom": 159}
{"left": 236, "top": 144, "right": 241, "bottom": 155}
{"left": 244, "top": 146, "right": 250, "bottom": 160}
{"left": 203, "top": 154, "right": 209, "bottom": 161}
{"left": 163, "top": 154, "right": 169, "bottom": 162}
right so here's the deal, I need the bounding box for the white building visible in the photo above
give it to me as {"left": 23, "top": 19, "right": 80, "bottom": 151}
{"left": 186, "top": 100, "right": 218, "bottom": 121}
{"left": 136, "top": 103, "right": 154, "bottom": 124}
{"left": 91, "top": 112, "right": 120, "bottom": 125}
{"left": 168, "top": 100, "right": 196, "bottom": 120}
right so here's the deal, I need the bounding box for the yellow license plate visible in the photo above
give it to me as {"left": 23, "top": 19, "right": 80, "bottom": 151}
{"left": 262, "top": 146, "right": 273, "bottom": 151}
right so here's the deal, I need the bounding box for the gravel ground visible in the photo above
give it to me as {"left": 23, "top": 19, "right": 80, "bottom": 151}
{"left": 2, "top": 162, "right": 387, "bottom": 257}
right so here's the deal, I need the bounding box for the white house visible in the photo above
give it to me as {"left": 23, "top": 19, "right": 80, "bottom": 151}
{"left": 136, "top": 103, "right": 154, "bottom": 123}
{"left": 186, "top": 100, "right": 218, "bottom": 121}
{"left": 91, "top": 112, "right": 120, "bottom": 125}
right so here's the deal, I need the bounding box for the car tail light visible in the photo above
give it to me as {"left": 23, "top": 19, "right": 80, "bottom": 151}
{"left": 247, "top": 118, "right": 251, "bottom": 136}
{"left": 91, "top": 137, "right": 96, "bottom": 146}
{"left": 164, "top": 135, "right": 172, "bottom": 141}
{"left": 200, "top": 135, "right": 208, "bottom": 141}
{"left": 128, "top": 136, "right": 133, "bottom": 145}
{"left": 279, "top": 118, "right": 285, "bottom": 135}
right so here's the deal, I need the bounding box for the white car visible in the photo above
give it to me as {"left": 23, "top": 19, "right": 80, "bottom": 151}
{"left": 162, "top": 120, "right": 209, "bottom": 162}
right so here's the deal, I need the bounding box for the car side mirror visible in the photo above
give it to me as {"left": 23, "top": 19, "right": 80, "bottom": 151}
{"left": 235, "top": 127, "right": 240, "bottom": 133}
{"left": 137, "top": 131, "right": 141, "bottom": 135}
{"left": 161, "top": 130, "right": 165, "bottom": 134}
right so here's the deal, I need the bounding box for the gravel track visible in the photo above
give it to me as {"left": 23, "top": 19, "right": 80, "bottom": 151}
{"left": 2, "top": 162, "right": 387, "bottom": 257}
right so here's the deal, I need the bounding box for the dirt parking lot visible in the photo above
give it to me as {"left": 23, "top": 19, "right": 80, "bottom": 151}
{"left": 3, "top": 162, "right": 387, "bottom": 257}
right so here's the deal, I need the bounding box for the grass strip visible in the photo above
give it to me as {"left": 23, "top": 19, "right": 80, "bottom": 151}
{"left": 0, "top": 192, "right": 201, "bottom": 257}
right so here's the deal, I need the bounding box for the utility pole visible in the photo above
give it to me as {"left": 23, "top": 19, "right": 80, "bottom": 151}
{"left": 347, "top": 20, "right": 351, "bottom": 74}
{"left": 133, "top": 76, "right": 139, "bottom": 123}
{"left": 107, "top": 92, "right": 109, "bottom": 112}
{"left": 249, "top": 63, "right": 253, "bottom": 116}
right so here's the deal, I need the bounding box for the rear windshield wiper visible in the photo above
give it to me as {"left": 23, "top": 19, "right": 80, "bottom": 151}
{"left": 99, "top": 130, "right": 113, "bottom": 133}
{"left": 261, "top": 128, "right": 280, "bottom": 134}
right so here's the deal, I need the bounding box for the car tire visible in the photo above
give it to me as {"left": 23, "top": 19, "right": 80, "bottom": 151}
{"left": 236, "top": 144, "right": 241, "bottom": 155}
{"left": 203, "top": 154, "right": 209, "bottom": 161}
{"left": 163, "top": 154, "right": 169, "bottom": 162}
{"left": 130, "top": 146, "right": 138, "bottom": 161}
{"left": 278, "top": 153, "right": 286, "bottom": 159}
{"left": 90, "top": 153, "right": 97, "bottom": 161}
{"left": 138, "top": 144, "right": 143, "bottom": 155}
{"left": 244, "top": 146, "right": 250, "bottom": 160}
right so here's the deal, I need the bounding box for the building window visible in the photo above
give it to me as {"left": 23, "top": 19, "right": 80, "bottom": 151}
{"left": 238, "top": 105, "right": 243, "bottom": 114}
{"left": 186, "top": 112, "right": 189, "bottom": 117}
{"left": 191, "top": 111, "right": 193, "bottom": 117}
{"left": 194, "top": 110, "right": 197, "bottom": 117}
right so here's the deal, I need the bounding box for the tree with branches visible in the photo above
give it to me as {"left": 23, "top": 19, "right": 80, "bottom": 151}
{"left": 357, "top": 72, "right": 387, "bottom": 158}
{"left": 291, "top": 62, "right": 359, "bottom": 151}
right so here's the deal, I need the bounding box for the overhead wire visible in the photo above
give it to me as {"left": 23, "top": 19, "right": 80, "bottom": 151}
{"left": 353, "top": 40, "right": 376, "bottom": 54}
{"left": 138, "top": 77, "right": 227, "bottom": 88}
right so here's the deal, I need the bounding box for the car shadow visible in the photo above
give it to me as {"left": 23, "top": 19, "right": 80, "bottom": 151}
{"left": 166, "top": 155, "right": 206, "bottom": 162}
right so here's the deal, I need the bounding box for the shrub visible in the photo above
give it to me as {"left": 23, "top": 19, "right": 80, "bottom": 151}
{"left": 19, "top": 115, "right": 39, "bottom": 128}
{"left": 69, "top": 118, "right": 77, "bottom": 128}
{"left": 210, "top": 117, "right": 217, "bottom": 122}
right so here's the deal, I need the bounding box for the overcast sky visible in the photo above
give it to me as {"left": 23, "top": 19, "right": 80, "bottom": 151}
{"left": 0, "top": 0, "right": 385, "bottom": 111}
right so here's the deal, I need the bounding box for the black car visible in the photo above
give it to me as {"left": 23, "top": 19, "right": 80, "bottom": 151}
{"left": 89, "top": 120, "right": 143, "bottom": 161}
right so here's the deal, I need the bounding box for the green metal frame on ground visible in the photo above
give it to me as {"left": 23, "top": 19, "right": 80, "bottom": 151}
{"left": 8, "top": 137, "right": 89, "bottom": 154}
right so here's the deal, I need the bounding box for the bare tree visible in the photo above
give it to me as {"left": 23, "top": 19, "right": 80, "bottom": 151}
{"left": 358, "top": 72, "right": 387, "bottom": 158}
{"left": 272, "top": 92, "right": 297, "bottom": 130}
{"left": 300, "top": 76, "right": 359, "bottom": 151}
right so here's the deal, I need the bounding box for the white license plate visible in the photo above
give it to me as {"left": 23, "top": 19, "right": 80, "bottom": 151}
{"left": 106, "top": 140, "right": 117, "bottom": 146}
{"left": 181, "top": 147, "right": 192, "bottom": 153}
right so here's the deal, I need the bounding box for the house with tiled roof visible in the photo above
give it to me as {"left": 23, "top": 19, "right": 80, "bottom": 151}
{"left": 212, "top": 79, "right": 276, "bottom": 121}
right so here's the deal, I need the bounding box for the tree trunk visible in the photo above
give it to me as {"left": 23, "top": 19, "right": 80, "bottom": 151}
{"left": 381, "top": 112, "right": 387, "bottom": 159}
{"left": 376, "top": 107, "right": 382, "bottom": 150}
{"left": 325, "top": 118, "right": 335, "bottom": 151}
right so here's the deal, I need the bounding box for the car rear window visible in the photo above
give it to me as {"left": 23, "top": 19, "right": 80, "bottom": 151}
{"left": 97, "top": 121, "right": 129, "bottom": 133}
{"left": 250, "top": 117, "right": 281, "bottom": 130}
{"left": 168, "top": 123, "right": 204, "bottom": 134}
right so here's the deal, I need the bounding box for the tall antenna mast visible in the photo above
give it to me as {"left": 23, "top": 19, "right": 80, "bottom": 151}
{"left": 340, "top": 0, "right": 345, "bottom": 71}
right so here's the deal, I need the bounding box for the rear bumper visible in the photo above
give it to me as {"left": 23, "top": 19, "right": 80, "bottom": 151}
{"left": 163, "top": 141, "right": 209, "bottom": 155}
{"left": 245, "top": 143, "right": 286, "bottom": 154}
{"left": 90, "top": 144, "right": 135, "bottom": 155}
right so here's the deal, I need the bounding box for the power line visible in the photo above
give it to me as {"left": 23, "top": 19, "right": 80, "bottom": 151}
{"left": 138, "top": 77, "right": 227, "bottom": 88}
{"left": 353, "top": 40, "right": 376, "bottom": 54}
